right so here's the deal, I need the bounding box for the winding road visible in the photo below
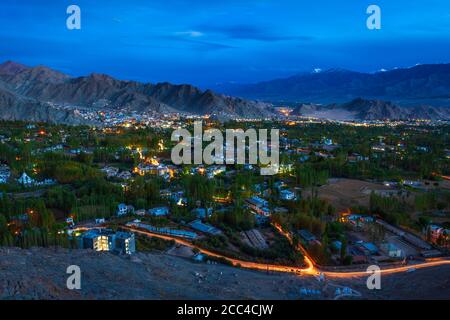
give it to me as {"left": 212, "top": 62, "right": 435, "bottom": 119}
{"left": 121, "top": 224, "right": 450, "bottom": 279}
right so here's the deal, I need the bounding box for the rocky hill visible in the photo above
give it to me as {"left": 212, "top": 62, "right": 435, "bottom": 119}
{"left": 0, "top": 86, "right": 92, "bottom": 125}
{"left": 0, "top": 61, "right": 275, "bottom": 124}
{"left": 0, "top": 247, "right": 449, "bottom": 300}
{"left": 0, "top": 247, "right": 310, "bottom": 300}
{"left": 218, "top": 64, "right": 450, "bottom": 107}
{"left": 292, "top": 98, "right": 450, "bottom": 120}
{"left": 3, "top": 60, "right": 450, "bottom": 123}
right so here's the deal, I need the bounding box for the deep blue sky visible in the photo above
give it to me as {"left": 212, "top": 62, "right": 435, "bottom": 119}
{"left": 1, "top": 0, "right": 450, "bottom": 87}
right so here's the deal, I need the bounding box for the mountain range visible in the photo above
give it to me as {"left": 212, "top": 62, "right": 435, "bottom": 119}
{"left": 0, "top": 61, "right": 274, "bottom": 124}
{"left": 216, "top": 64, "right": 450, "bottom": 107}
{"left": 1, "top": 60, "right": 450, "bottom": 124}
{"left": 291, "top": 98, "right": 450, "bottom": 121}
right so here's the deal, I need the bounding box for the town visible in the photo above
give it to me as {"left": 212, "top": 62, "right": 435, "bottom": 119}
{"left": 0, "top": 115, "right": 448, "bottom": 282}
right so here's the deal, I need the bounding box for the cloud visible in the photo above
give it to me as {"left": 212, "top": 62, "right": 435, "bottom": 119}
{"left": 174, "top": 30, "right": 204, "bottom": 38}
{"left": 173, "top": 37, "right": 237, "bottom": 50}
{"left": 196, "top": 24, "right": 313, "bottom": 42}
{"left": 148, "top": 33, "right": 236, "bottom": 51}
{"left": 165, "top": 30, "right": 236, "bottom": 50}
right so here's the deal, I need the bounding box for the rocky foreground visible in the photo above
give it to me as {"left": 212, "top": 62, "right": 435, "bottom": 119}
{"left": 0, "top": 247, "right": 449, "bottom": 300}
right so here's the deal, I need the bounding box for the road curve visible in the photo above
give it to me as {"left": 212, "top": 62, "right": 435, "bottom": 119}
{"left": 122, "top": 225, "right": 450, "bottom": 279}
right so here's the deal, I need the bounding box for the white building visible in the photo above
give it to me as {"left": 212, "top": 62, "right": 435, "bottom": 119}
{"left": 17, "top": 172, "right": 34, "bottom": 186}
{"left": 117, "top": 203, "right": 128, "bottom": 216}
{"left": 280, "top": 189, "right": 297, "bottom": 201}
{"left": 148, "top": 206, "right": 169, "bottom": 216}
{"left": 115, "top": 231, "right": 136, "bottom": 255}
{"left": 0, "top": 164, "right": 11, "bottom": 184}
{"left": 135, "top": 209, "right": 147, "bottom": 216}
{"left": 206, "top": 165, "right": 226, "bottom": 179}
{"left": 101, "top": 166, "right": 119, "bottom": 178}
{"left": 381, "top": 243, "right": 403, "bottom": 258}
{"left": 117, "top": 170, "right": 132, "bottom": 180}
{"left": 95, "top": 218, "right": 106, "bottom": 224}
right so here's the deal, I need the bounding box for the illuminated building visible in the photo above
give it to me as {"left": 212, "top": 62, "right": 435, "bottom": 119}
{"left": 81, "top": 229, "right": 116, "bottom": 252}
{"left": 80, "top": 229, "right": 136, "bottom": 255}
{"left": 115, "top": 231, "right": 136, "bottom": 255}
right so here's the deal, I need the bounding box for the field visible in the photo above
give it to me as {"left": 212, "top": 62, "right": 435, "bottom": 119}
{"left": 304, "top": 178, "right": 403, "bottom": 212}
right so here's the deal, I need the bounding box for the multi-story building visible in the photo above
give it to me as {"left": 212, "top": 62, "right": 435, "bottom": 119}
{"left": 81, "top": 229, "right": 116, "bottom": 252}
{"left": 80, "top": 229, "right": 136, "bottom": 255}
{"left": 115, "top": 231, "right": 136, "bottom": 255}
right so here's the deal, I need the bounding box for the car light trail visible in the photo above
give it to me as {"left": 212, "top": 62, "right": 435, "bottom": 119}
{"left": 121, "top": 225, "right": 450, "bottom": 279}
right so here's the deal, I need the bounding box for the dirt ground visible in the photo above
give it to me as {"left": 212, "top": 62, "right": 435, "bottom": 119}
{"left": 304, "top": 178, "right": 401, "bottom": 212}
{"left": 335, "top": 265, "right": 450, "bottom": 300}
{"left": 0, "top": 247, "right": 448, "bottom": 300}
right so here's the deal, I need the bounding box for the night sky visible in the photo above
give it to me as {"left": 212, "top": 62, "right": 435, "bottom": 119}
{"left": 1, "top": 0, "right": 449, "bottom": 87}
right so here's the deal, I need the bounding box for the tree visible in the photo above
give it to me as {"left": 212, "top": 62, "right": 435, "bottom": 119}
{"left": 0, "top": 214, "right": 11, "bottom": 246}
{"left": 340, "top": 239, "right": 347, "bottom": 263}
